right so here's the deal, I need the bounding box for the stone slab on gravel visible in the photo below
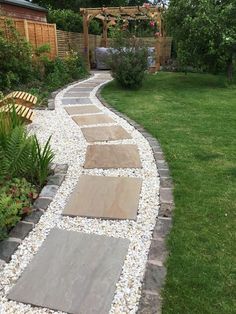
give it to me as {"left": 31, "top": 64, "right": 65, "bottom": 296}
{"left": 63, "top": 175, "right": 142, "bottom": 220}
{"left": 84, "top": 144, "right": 142, "bottom": 169}
{"left": 64, "top": 92, "right": 90, "bottom": 98}
{"left": 62, "top": 98, "right": 92, "bottom": 105}
{"left": 40, "top": 185, "right": 59, "bottom": 199}
{"left": 8, "top": 229, "right": 129, "bottom": 314}
{"left": 81, "top": 125, "right": 132, "bottom": 142}
{"left": 65, "top": 105, "right": 101, "bottom": 115}
{"left": 73, "top": 114, "right": 114, "bottom": 126}
{"left": 69, "top": 87, "right": 94, "bottom": 92}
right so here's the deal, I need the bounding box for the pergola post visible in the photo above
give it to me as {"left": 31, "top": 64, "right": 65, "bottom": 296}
{"left": 83, "top": 12, "right": 90, "bottom": 70}
{"left": 101, "top": 19, "right": 108, "bottom": 47}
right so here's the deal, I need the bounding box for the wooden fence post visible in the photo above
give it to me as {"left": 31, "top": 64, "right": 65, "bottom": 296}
{"left": 54, "top": 23, "right": 58, "bottom": 58}
{"left": 23, "top": 19, "right": 29, "bottom": 41}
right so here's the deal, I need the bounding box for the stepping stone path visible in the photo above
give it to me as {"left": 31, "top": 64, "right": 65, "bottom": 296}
{"left": 2, "top": 72, "right": 160, "bottom": 314}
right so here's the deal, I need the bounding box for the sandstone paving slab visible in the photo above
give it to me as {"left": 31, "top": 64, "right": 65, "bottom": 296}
{"left": 65, "top": 105, "right": 101, "bottom": 115}
{"left": 63, "top": 175, "right": 142, "bottom": 220}
{"left": 8, "top": 229, "right": 129, "bottom": 314}
{"left": 62, "top": 98, "right": 92, "bottom": 105}
{"left": 73, "top": 114, "right": 114, "bottom": 126}
{"left": 81, "top": 125, "right": 132, "bottom": 142}
{"left": 84, "top": 144, "right": 142, "bottom": 169}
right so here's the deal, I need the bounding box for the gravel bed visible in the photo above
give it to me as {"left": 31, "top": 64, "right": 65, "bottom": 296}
{"left": 0, "top": 73, "right": 160, "bottom": 314}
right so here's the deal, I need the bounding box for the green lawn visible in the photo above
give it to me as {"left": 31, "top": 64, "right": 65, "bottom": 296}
{"left": 101, "top": 72, "right": 236, "bottom": 314}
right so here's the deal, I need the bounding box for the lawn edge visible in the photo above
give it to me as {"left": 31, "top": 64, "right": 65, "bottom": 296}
{"left": 96, "top": 84, "right": 174, "bottom": 313}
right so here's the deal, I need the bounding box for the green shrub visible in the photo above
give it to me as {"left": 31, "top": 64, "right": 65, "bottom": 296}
{"left": 47, "top": 8, "right": 102, "bottom": 35}
{"left": 0, "top": 178, "right": 36, "bottom": 240}
{"left": 108, "top": 34, "right": 148, "bottom": 89}
{"left": 0, "top": 19, "right": 33, "bottom": 90}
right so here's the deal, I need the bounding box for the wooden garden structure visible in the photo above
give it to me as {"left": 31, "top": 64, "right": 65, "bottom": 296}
{"left": 80, "top": 5, "right": 171, "bottom": 71}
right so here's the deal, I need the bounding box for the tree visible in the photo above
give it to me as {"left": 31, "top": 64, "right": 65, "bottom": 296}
{"left": 31, "top": 1, "right": 142, "bottom": 11}
{"left": 166, "top": 0, "right": 236, "bottom": 80}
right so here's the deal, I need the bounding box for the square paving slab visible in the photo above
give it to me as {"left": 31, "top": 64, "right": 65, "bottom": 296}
{"left": 73, "top": 114, "right": 114, "bottom": 126}
{"left": 8, "top": 229, "right": 129, "bottom": 314}
{"left": 70, "top": 87, "right": 93, "bottom": 92}
{"left": 62, "top": 98, "right": 92, "bottom": 105}
{"left": 84, "top": 144, "right": 142, "bottom": 169}
{"left": 81, "top": 125, "right": 132, "bottom": 142}
{"left": 64, "top": 92, "right": 90, "bottom": 98}
{"left": 63, "top": 175, "right": 142, "bottom": 219}
{"left": 65, "top": 105, "right": 101, "bottom": 115}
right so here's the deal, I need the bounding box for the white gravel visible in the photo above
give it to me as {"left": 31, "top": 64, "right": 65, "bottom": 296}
{"left": 0, "top": 72, "right": 160, "bottom": 314}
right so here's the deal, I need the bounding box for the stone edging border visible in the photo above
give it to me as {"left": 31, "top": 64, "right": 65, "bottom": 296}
{"left": 0, "top": 164, "right": 68, "bottom": 267}
{"left": 96, "top": 86, "right": 174, "bottom": 314}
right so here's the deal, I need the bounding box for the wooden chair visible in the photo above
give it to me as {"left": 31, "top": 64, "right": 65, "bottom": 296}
{"left": 0, "top": 91, "right": 36, "bottom": 123}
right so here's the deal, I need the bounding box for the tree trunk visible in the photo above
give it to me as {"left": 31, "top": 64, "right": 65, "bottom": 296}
{"left": 227, "top": 55, "right": 233, "bottom": 82}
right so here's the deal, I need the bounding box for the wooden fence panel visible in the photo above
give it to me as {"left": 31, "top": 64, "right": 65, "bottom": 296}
{"left": 0, "top": 17, "right": 57, "bottom": 59}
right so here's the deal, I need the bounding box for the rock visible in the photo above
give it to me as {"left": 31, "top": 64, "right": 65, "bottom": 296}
{"left": 23, "top": 210, "right": 44, "bottom": 225}
{"left": 34, "top": 197, "right": 52, "bottom": 210}
{"left": 0, "top": 239, "right": 20, "bottom": 262}
{"left": 9, "top": 222, "right": 33, "bottom": 240}
{"left": 54, "top": 164, "right": 69, "bottom": 174}
{"left": 47, "top": 174, "right": 65, "bottom": 186}
{"left": 40, "top": 185, "right": 58, "bottom": 199}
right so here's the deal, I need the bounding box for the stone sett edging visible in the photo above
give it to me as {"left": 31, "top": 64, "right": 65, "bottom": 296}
{"left": 47, "top": 73, "right": 94, "bottom": 110}
{"left": 96, "top": 86, "right": 174, "bottom": 314}
{"left": 0, "top": 164, "right": 68, "bottom": 267}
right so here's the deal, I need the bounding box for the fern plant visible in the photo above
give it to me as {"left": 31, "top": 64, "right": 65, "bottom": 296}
{"left": 30, "top": 136, "right": 54, "bottom": 187}
{"left": 0, "top": 109, "right": 54, "bottom": 187}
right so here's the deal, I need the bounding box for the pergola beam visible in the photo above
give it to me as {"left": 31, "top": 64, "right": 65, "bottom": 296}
{"left": 80, "top": 6, "right": 164, "bottom": 71}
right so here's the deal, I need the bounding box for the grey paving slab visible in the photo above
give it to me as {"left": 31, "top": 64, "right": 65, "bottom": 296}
{"left": 64, "top": 92, "right": 90, "bottom": 98}
{"left": 62, "top": 98, "right": 92, "bottom": 105}
{"left": 8, "top": 229, "right": 129, "bottom": 314}
{"left": 84, "top": 144, "right": 142, "bottom": 169}
{"left": 81, "top": 125, "right": 132, "bottom": 142}
{"left": 63, "top": 175, "right": 142, "bottom": 220}
{"left": 73, "top": 114, "right": 114, "bottom": 126}
{"left": 65, "top": 105, "right": 101, "bottom": 115}
{"left": 69, "top": 87, "right": 94, "bottom": 92}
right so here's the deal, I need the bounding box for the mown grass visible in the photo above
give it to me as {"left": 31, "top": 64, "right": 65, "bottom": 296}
{"left": 101, "top": 72, "right": 236, "bottom": 314}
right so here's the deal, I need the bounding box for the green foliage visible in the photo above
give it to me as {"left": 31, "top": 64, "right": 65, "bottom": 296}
{"left": 0, "top": 178, "right": 36, "bottom": 240}
{"left": 43, "top": 52, "right": 87, "bottom": 92}
{"left": 47, "top": 8, "right": 102, "bottom": 35}
{"left": 30, "top": 136, "right": 54, "bottom": 188}
{"left": 0, "top": 109, "right": 54, "bottom": 187}
{"left": 33, "top": 0, "right": 131, "bottom": 11}
{"left": 109, "top": 24, "right": 148, "bottom": 89}
{"left": 0, "top": 19, "right": 33, "bottom": 89}
{"left": 166, "top": 0, "right": 236, "bottom": 80}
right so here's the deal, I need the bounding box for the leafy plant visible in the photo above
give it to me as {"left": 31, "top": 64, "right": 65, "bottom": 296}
{"left": 108, "top": 23, "right": 148, "bottom": 89}
{"left": 0, "top": 178, "right": 36, "bottom": 240}
{"left": 0, "top": 19, "right": 33, "bottom": 89}
{"left": 30, "top": 136, "right": 54, "bottom": 187}
{"left": 0, "top": 109, "right": 54, "bottom": 187}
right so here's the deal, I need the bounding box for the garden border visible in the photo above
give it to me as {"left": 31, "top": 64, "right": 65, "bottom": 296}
{"left": 0, "top": 164, "right": 68, "bottom": 267}
{"left": 96, "top": 87, "right": 174, "bottom": 313}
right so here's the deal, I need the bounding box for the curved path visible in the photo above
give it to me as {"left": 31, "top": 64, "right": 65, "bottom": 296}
{"left": 0, "top": 72, "right": 163, "bottom": 314}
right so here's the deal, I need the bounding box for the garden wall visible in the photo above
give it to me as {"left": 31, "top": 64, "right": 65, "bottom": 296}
{"left": 0, "top": 16, "right": 58, "bottom": 59}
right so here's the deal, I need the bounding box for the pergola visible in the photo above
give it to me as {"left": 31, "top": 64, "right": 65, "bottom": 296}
{"left": 80, "top": 5, "right": 170, "bottom": 71}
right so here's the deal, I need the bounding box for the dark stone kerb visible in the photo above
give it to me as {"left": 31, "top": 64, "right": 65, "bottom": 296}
{"left": 96, "top": 85, "right": 174, "bottom": 314}
{"left": 0, "top": 163, "right": 69, "bottom": 266}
